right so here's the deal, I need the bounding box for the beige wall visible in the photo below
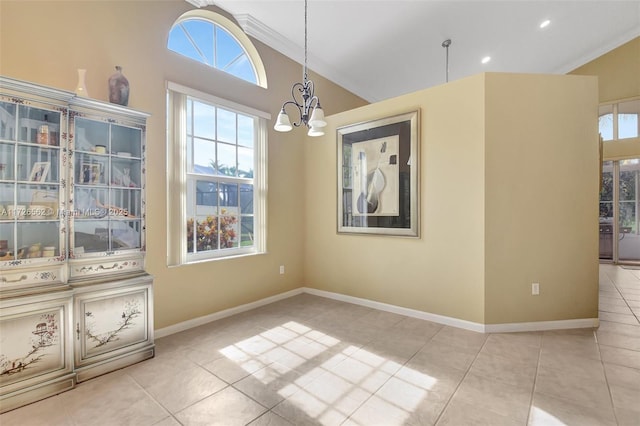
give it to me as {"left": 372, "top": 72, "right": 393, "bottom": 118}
{"left": 304, "top": 73, "right": 599, "bottom": 325}
{"left": 304, "top": 75, "right": 487, "bottom": 324}
{"left": 570, "top": 37, "right": 640, "bottom": 104}
{"left": 0, "top": 0, "right": 366, "bottom": 329}
{"left": 570, "top": 37, "right": 640, "bottom": 161}
{"left": 484, "top": 73, "right": 599, "bottom": 323}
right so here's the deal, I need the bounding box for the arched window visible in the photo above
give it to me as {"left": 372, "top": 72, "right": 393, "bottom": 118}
{"left": 168, "top": 10, "right": 267, "bottom": 88}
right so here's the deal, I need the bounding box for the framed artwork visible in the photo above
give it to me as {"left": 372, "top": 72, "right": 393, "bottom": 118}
{"left": 81, "top": 163, "right": 101, "bottom": 185}
{"left": 337, "top": 110, "right": 419, "bottom": 236}
{"left": 29, "top": 162, "right": 50, "bottom": 182}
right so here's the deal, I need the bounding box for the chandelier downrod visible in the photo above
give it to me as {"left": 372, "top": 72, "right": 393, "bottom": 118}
{"left": 442, "top": 39, "right": 451, "bottom": 83}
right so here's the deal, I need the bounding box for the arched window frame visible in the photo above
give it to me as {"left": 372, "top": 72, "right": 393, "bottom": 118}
{"left": 168, "top": 10, "right": 268, "bottom": 89}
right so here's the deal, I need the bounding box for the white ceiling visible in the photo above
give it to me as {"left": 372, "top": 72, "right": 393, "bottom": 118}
{"left": 189, "top": 1, "right": 640, "bottom": 102}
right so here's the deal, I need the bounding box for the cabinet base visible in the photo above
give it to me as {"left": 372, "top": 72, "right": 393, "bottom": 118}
{"left": 0, "top": 373, "right": 76, "bottom": 414}
{"left": 75, "top": 345, "right": 155, "bottom": 383}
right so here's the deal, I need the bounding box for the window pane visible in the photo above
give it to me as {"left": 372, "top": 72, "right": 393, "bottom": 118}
{"left": 195, "top": 180, "right": 218, "bottom": 216}
{"left": 237, "top": 115, "right": 254, "bottom": 148}
{"left": 219, "top": 183, "right": 238, "bottom": 209}
{"left": 215, "top": 26, "right": 244, "bottom": 70}
{"left": 599, "top": 104, "right": 613, "bottom": 141}
{"left": 193, "top": 100, "right": 215, "bottom": 140}
{"left": 217, "top": 142, "right": 236, "bottom": 176}
{"left": 600, "top": 162, "right": 613, "bottom": 203}
{"left": 183, "top": 19, "right": 214, "bottom": 66}
{"left": 618, "top": 99, "right": 640, "bottom": 140}
{"left": 619, "top": 114, "right": 639, "bottom": 139}
{"left": 619, "top": 169, "right": 636, "bottom": 201}
{"left": 620, "top": 202, "right": 636, "bottom": 233}
{"left": 168, "top": 25, "right": 203, "bottom": 64}
{"left": 193, "top": 138, "right": 215, "bottom": 175}
{"left": 240, "top": 184, "right": 253, "bottom": 214}
{"left": 190, "top": 216, "right": 218, "bottom": 252}
{"left": 238, "top": 146, "right": 253, "bottom": 178}
{"left": 225, "top": 55, "right": 257, "bottom": 85}
{"left": 219, "top": 215, "right": 238, "bottom": 248}
{"left": 217, "top": 108, "right": 236, "bottom": 143}
{"left": 240, "top": 216, "right": 253, "bottom": 247}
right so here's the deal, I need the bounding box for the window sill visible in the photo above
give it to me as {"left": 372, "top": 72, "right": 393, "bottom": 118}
{"left": 168, "top": 250, "right": 267, "bottom": 268}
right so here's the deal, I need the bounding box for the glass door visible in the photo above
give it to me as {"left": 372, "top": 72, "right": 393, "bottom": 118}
{"left": 70, "top": 117, "right": 143, "bottom": 257}
{"left": 618, "top": 159, "right": 640, "bottom": 261}
{"left": 599, "top": 161, "right": 614, "bottom": 260}
{"left": 0, "top": 100, "right": 64, "bottom": 264}
{"left": 599, "top": 158, "right": 640, "bottom": 263}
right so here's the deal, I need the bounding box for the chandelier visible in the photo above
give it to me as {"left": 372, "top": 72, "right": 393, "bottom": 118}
{"left": 274, "top": 0, "right": 326, "bottom": 137}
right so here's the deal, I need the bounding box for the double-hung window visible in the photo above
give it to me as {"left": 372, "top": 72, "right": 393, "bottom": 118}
{"left": 167, "top": 83, "right": 268, "bottom": 264}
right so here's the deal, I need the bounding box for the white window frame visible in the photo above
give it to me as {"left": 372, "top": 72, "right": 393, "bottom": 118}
{"left": 166, "top": 82, "right": 268, "bottom": 266}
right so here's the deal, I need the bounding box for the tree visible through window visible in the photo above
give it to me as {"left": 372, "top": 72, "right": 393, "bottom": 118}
{"left": 166, "top": 11, "right": 267, "bottom": 265}
{"left": 167, "top": 84, "right": 267, "bottom": 264}
{"left": 186, "top": 97, "right": 257, "bottom": 255}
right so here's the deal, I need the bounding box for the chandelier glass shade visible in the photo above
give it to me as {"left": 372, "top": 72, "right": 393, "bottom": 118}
{"left": 274, "top": 0, "right": 327, "bottom": 137}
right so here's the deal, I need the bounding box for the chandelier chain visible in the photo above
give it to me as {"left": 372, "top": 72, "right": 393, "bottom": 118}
{"left": 304, "top": 0, "right": 308, "bottom": 82}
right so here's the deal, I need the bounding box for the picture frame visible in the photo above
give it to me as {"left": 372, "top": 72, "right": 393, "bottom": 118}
{"left": 29, "top": 161, "right": 50, "bottom": 182}
{"left": 337, "top": 110, "right": 419, "bottom": 236}
{"left": 81, "top": 163, "right": 102, "bottom": 185}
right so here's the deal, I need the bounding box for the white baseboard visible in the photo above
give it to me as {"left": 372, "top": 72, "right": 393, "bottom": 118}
{"left": 484, "top": 318, "right": 599, "bottom": 333}
{"left": 301, "top": 287, "right": 487, "bottom": 333}
{"left": 155, "top": 286, "right": 599, "bottom": 338}
{"left": 155, "top": 288, "right": 303, "bottom": 338}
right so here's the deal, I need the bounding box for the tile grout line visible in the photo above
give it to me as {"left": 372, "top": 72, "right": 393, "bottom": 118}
{"left": 337, "top": 324, "right": 442, "bottom": 425}
{"left": 524, "top": 334, "right": 543, "bottom": 426}
{"left": 124, "top": 370, "right": 187, "bottom": 425}
{"left": 430, "top": 329, "right": 490, "bottom": 425}
{"left": 594, "top": 328, "right": 621, "bottom": 426}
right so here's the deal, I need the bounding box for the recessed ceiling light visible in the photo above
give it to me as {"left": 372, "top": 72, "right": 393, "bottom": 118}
{"left": 540, "top": 19, "right": 551, "bottom": 29}
{"left": 481, "top": 56, "right": 491, "bottom": 64}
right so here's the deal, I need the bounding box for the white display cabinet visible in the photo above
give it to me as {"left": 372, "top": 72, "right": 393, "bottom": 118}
{"left": 0, "top": 76, "right": 154, "bottom": 413}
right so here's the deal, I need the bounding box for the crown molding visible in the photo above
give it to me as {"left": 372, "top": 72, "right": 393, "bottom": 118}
{"left": 185, "top": 0, "right": 211, "bottom": 7}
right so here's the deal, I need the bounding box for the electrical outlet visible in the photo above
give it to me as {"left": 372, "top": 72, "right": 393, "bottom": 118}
{"left": 532, "top": 282, "right": 540, "bottom": 295}
{"left": 279, "top": 265, "right": 285, "bottom": 275}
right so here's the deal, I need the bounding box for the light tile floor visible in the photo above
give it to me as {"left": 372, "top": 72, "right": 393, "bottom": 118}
{"left": 2, "top": 264, "right": 640, "bottom": 425}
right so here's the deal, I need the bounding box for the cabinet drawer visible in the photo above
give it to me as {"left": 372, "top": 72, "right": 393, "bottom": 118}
{"left": 0, "top": 263, "right": 66, "bottom": 295}
{"left": 69, "top": 254, "right": 144, "bottom": 281}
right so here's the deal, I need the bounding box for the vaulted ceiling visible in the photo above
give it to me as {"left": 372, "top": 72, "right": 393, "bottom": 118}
{"left": 188, "top": 1, "right": 640, "bottom": 102}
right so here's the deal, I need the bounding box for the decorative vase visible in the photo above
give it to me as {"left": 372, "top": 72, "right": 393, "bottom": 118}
{"left": 108, "top": 66, "right": 129, "bottom": 106}
{"left": 75, "top": 68, "right": 89, "bottom": 97}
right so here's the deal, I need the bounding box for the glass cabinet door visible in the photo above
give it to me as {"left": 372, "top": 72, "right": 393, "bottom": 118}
{"left": 71, "top": 117, "right": 143, "bottom": 256}
{"left": 0, "top": 100, "right": 63, "bottom": 263}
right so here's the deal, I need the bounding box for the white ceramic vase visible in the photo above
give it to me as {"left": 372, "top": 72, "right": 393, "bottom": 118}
{"left": 75, "top": 68, "right": 89, "bottom": 97}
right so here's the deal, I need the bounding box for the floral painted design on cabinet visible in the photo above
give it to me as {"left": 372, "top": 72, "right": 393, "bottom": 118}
{"left": 0, "top": 309, "right": 63, "bottom": 386}
{"left": 80, "top": 290, "right": 147, "bottom": 359}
